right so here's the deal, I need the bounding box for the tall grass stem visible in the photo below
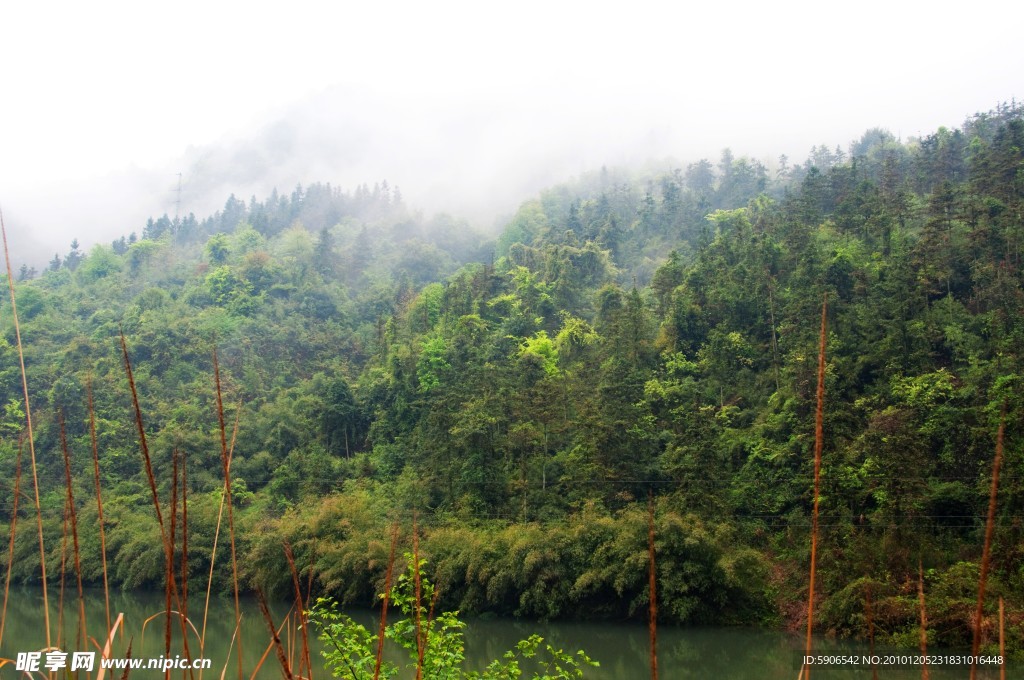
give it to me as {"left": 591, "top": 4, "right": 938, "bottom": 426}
{"left": 256, "top": 588, "right": 294, "bottom": 680}
{"left": 0, "top": 206, "right": 50, "bottom": 647}
{"left": 283, "top": 541, "right": 312, "bottom": 680}
{"left": 803, "top": 294, "right": 827, "bottom": 680}
{"left": 971, "top": 402, "right": 1006, "bottom": 680}
{"left": 213, "top": 347, "right": 243, "bottom": 680}
{"left": 59, "top": 413, "right": 87, "bottom": 651}
{"left": 88, "top": 379, "right": 113, "bottom": 636}
{"left": 372, "top": 524, "right": 395, "bottom": 680}
{"left": 0, "top": 438, "right": 23, "bottom": 646}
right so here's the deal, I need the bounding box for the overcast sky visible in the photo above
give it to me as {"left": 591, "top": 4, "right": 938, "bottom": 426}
{"left": 1, "top": 0, "right": 1021, "bottom": 262}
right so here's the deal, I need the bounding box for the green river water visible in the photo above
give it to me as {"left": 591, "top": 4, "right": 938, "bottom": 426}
{"left": 0, "top": 587, "right": 1008, "bottom": 678}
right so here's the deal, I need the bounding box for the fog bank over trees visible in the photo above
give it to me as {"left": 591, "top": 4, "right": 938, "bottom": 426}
{"left": 2, "top": 1, "right": 1019, "bottom": 266}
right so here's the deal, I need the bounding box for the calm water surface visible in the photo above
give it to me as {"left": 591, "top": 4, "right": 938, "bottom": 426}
{"left": 0, "top": 587, "right": 1006, "bottom": 678}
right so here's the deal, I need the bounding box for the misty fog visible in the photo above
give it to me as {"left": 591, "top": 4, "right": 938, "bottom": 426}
{"left": 1, "top": 1, "right": 1020, "bottom": 268}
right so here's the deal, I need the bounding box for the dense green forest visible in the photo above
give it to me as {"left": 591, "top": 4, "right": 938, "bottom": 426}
{"left": 2, "top": 103, "right": 1022, "bottom": 655}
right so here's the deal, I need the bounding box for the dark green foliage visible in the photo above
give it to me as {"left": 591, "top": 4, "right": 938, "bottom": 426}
{"left": 3, "top": 105, "right": 1024, "bottom": 653}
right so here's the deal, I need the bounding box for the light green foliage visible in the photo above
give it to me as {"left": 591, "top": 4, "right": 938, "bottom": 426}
{"left": 890, "top": 369, "right": 954, "bottom": 408}
{"left": 509, "top": 266, "right": 554, "bottom": 321}
{"left": 278, "top": 223, "right": 315, "bottom": 262}
{"left": 519, "top": 331, "right": 559, "bottom": 377}
{"left": 233, "top": 221, "right": 267, "bottom": 254}
{"left": 204, "top": 265, "right": 256, "bottom": 313}
{"left": 416, "top": 334, "right": 450, "bottom": 392}
{"left": 309, "top": 556, "right": 597, "bottom": 679}
{"left": 1, "top": 397, "right": 25, "bottom": 438}
{"left": 307, "top": 597, "right": 393, "bottom": 679}
{"left": 706, "top": 207, "right": 750, "bottom": 236}
{"left": 78, "top": 244, "right": 123, "bottom": 281}
{"left": 409, "top": 282, "right": 445, "bottom": 331}
{"left": 553, "top": 314, "right": 596, "bottom": 360}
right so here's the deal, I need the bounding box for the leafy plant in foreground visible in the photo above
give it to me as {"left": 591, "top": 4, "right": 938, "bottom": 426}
{"left": 309, "top": 554, "right": 598, "bottom": 679}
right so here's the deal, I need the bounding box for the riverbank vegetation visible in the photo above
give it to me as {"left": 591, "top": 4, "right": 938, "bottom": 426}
{"left": 1, "top": 103, "right": 1023, "bottom": 660}
{"left": 309, "top": 555, "right": 599, "bottom": 679}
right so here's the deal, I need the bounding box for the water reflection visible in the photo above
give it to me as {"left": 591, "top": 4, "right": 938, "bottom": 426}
{"left": 0, "top": 588, "right": 1007, "bottom": 679}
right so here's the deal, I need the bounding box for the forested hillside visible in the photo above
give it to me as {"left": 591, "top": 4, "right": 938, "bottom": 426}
{"left": 2, "top": 103, "right": 1022, "bottom": 653}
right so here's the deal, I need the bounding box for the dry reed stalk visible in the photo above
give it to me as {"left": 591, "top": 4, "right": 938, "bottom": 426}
{"left": 285, "top": 612, "right": 295, "bottom": 677}
{"left": 88, "top": 380, "right": 113, "bottom": 636}
{"left": 119, "top": 638, "right": 134, "bottom": 680}
{"left": 413, "top": 512, "right": 424, "bottom": 680}
{"left": 213, "top": 348, "right": 244, "bottom": 680}
{"left": 182, "top": 453, "right": 191, "bottom": 680}
{"left": 181, "top": 448, "right": 189, "bottom": 624}
{"left": 218, "top": 621, "right": 241, "bottom": 680}
{"left": 256, "top": 588, "right": 295, "bottom": 680}
{"left": 373, "top": 524, "right": 399, "bottom": 680}
{"left": 305, "top": 540, "right": 318, "bottom": 676}
{"left": 0, "top": 438, "right": 23, "bottom": 647}
{"left": 139, "top": 610, "right": 202, "bottom": 659}
{"left": 248, "top": 643, "right": 271, "bottom": 680}
{"left": 120, "top": 333, "right": 196, "bottom": 679}
{"left": 249, "top": 602, "right": 296, "bottom": 680}
{"left": 999, "top": 597, "right": 1005, "bottom": 680}
{"left": 166, "top": 450, "right": 179, "bottom": 678}
{"left": 283, "top": 541, "right": 312, "bottom": 680}
{"left": 59, "top": 413, "right": 87, "bottom": 651}
{"left": 58, "top": 493, "right": 70, "bottom": 650}
{"left": 120, "top": 331, "right": 166, "bottom": 533}
{"left": 1, "top": 207, "right": 51, "bottom": 648}
{"left": 648, "top": 493, "right": 658, "bottom": 680}
{"left": 971, "top": 402, "right": 1006, "bottom": 680}
{"left": 803, "top": 293, "right": 827, "bottom": 680}
{"left": 918, "top": 560, "right": 929, "bottom": 680}
{"left": 95, "top": 612, "right": 125, "bottom": 680}
{"left": 304, "top": 541, "right": 317, "bottom": 610}
{"left": 201, "top": 400, "right": 241, "bottom": 653}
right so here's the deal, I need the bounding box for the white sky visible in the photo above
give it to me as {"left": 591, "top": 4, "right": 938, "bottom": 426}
{"left": 1, "top": 0, "right": 1021, "bottom": 259}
